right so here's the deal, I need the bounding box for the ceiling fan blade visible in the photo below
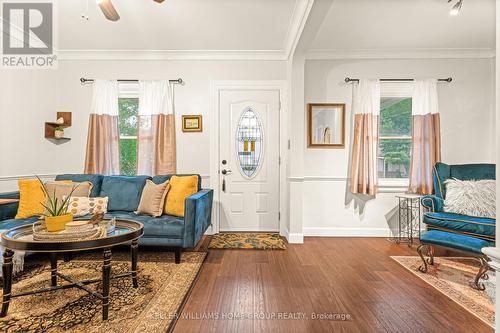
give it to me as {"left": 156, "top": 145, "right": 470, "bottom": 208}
{"left": 97, "top": 0, "right": 120, "bottom": 21}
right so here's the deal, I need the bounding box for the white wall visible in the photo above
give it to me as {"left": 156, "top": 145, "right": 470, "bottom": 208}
{"left": 0, "top": 60, "right": 287, "bottom": 192}
{"left": 0, "top": 70, "right": 59, "bottom": 191}
{"left": 297, "top": 58, "right": 495, "bottom": 236}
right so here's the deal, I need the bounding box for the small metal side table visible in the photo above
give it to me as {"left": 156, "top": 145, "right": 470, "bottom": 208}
{"left": 395, "top": 194, "right": 422, "bottom": 247}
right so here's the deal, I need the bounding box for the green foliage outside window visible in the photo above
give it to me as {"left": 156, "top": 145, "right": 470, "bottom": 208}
{"left": 379, "top": 98, "right": 412, "bottom": 178}
{"left": 118, "top": 98, "right": 138, "bottom": 175}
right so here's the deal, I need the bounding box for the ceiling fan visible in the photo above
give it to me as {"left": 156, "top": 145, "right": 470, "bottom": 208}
{"left": 96, "top": 0, "right": 165, "bottom": 22}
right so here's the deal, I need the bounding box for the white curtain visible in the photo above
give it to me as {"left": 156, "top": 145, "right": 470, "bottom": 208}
{"left": 409, "top": 79, "right": 441, "bottom": 194}
{"left": 349, "top": 79, "right": 380, "bottom": 195}
{"left": 137, "top": 80, "right": 176, "bottom": 175}
{"left": 84, "top": 80, "right": 120, "bottom": 175}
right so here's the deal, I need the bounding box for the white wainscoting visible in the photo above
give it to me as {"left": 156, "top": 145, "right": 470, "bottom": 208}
{"left": 288, "top": 176, "right": 403, "bottom": 238}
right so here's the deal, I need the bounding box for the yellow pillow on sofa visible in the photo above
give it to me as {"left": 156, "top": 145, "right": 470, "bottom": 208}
{"left": 16, "top": 179, "right": 73, "bottom": 219}
{"left": 15, "top": 179, "right": 45, "bottom": 219}
{"left": 164, "top": 175, "right": 198, "bottom": 217}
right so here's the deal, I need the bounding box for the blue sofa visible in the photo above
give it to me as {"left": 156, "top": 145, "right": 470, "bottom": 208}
{"left": 418, "top": 162, "right": 495, "bottom": 290}
{"left": 0, "top": 174, "right": 214, "bottom": 264}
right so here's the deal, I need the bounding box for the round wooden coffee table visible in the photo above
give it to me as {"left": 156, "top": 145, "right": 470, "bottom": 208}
{"left": 0, "top": 219, "right": 143, "bottom": 320}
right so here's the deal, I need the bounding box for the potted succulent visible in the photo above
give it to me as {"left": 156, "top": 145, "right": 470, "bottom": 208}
{"left": 37, "top": 176, "right": 76, "bottom": 232}
{"left": 54, "top": 126, "right": 64, "bottom": 139}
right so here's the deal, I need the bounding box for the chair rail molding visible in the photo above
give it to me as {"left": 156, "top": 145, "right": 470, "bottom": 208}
{"left": 0, "top": 174, "right": 58, "bottom": 182}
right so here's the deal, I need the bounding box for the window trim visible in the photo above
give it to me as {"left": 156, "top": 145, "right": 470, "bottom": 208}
{"left": 378, "top": 83, "right": 413, "bottom": 189}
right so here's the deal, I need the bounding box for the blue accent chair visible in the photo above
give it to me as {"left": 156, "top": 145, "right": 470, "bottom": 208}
{"left": 419, "top": 162, "right": 495, "bottom": 290}
{"left": 0, "top": 174, "right": 213, "bottom": 264}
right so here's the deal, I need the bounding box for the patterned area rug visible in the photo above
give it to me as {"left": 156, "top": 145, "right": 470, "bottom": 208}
{"left": 392, "top": 256, "right": 495, "bottom": 328}
{"left": 0, "top": 251, "right": 206, "bottom": 332}
{"left": 209, "top": 233, "right": 286, "bottom": 250}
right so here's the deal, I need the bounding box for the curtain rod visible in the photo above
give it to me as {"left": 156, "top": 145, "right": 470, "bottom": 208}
{"left": 80, "top": 77, "right": 184, "bottom": 84}
{"left": 344, "top": 77, "right": 452, "bottom": 83}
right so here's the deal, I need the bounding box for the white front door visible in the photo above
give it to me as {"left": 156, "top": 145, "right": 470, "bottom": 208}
{"left": 219, "top": 89, "right": 280, "bottom": 232}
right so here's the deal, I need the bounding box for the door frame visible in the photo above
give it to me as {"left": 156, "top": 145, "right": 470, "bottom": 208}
{"left": 209, "top": 80, "right": 288, "bottom": 235}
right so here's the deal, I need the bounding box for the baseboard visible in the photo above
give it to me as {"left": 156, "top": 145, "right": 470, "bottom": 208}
{"left": 303, "top": 227, "right": 392, "bottom": 237}
{"left": 282, "top": 226, "right": 304, "bottom": 244}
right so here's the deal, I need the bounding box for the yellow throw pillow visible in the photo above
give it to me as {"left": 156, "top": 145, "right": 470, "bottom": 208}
{"left": 16, "top": 179, "right": 45, "bottom": 219}
{"left": 164, "top": 175, "right": 199, "bottom": 217}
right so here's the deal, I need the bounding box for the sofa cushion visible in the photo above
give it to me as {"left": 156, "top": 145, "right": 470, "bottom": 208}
{"left": 152, "top": 174, "right": 201, "bottom": 191}
{"left": 136, "top": 180, "right": 170, "bottom": 217}
{"left": 164, "top": 175, "right": 198, "bottom": 217}
{"left": 0, "top": 217, "right": 38, "bottom": 230}
{"left": 16, "top": 179, "right": 45, "bottom": 219}
{"left": 100, "top": 176, "right": 151, "bottom": 212}
{"left": 423, "top": 212, "right": 495, "bottom": 238}
{"left": 68, "top": 196, "right": 109, "bottom": 217}
{"left": 420, "top": 229, "right": 494, "bottom": 254}
{"left": 104, "top": 211, "right": 184, "bottom": 238}
{"left": 55, "top": 174, "right": 104, "bottom": 197}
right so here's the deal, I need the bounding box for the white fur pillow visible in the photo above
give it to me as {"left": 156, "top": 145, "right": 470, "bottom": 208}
{"left": 443, "top": 178, "right": 496, "bottom": 218}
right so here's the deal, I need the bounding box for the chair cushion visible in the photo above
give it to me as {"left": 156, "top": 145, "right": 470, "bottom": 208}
{"left": 56, "top": 174, "right": 104, "bottom": 197}
{"left": 0, "top": 217, "right": 38, "bottom": 230}
{"left": 104, "top": 211, "right": 184, "bottom": 238}
{"left": 100, "top": 176, "right": 151, "bottom": 212}
{"left": 420, "top": 229, "right": 494, "bottom": 254}
{"left": 423, "top": 212, "right": 495, "bottom": 237}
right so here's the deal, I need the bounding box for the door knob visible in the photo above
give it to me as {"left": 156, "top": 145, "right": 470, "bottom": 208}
{"left": 221, "top": 169, "right": 232, "bottom": 175}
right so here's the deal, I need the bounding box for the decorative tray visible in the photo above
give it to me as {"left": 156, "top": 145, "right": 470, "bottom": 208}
{"left": 32, "top": 221, "right": 106, "bottom": 242}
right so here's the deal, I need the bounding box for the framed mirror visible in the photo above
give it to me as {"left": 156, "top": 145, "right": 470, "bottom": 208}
{"left": 307, "top": 103, "right": 345, "bottom": 148}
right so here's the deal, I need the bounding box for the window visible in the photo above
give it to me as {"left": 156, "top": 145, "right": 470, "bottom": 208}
{"left": 378, "top": 97, "right": 412, "bottom": 180}
{"left": 118, "top": 97, "right": 139, "bottom": 176}
{"left": 236, "top": 107, "right": 263, "bottom": 178}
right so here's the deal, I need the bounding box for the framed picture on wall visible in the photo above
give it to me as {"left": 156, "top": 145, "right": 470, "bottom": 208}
{"left": 307, "top": 103, "right": 345, "bottom": 148}
{"left": 182, "top": 115, "right": 203, "bottom": 132}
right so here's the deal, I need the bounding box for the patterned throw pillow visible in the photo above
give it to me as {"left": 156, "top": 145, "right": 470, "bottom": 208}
{"left": 67, "top": 197, "right": 109, "bottom": 217}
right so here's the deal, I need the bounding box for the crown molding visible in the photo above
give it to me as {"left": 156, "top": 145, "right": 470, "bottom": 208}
{"left": 282, "top": 0, "right": 315, "bottom": 60}
{"left": 57, "top": 49, "right": 287, "bottom": 61}
{"left": 305, "top": 48, "right": 496, "bottom": 60}
{"left": 57, "top": 0, "right": 315, "bottom": 62}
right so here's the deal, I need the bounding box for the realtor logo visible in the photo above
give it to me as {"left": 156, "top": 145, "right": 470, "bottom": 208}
{"left": 1, "top": 1, "right": 57, "bottom": 68}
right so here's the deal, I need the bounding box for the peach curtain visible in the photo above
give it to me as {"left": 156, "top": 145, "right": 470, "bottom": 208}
{"left": 409, "top": 79, "right": 441, "bottom": 194}
{"left": 137, "top": 80, "right": 176, "bottom": 175}
{"left": 349, "top": 79, "right": 380, "bottom": 195}
{"left": 84, "top": 80, "right": 120, "bottom": 175}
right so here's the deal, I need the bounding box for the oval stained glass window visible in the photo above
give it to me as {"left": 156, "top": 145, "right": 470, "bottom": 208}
{"left": 236, "top": 107, "right": 263, "bottom": 178}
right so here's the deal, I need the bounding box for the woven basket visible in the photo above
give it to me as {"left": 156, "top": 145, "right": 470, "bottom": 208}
{"left": 32, "top": 221, "right": 106, "bottom": 242}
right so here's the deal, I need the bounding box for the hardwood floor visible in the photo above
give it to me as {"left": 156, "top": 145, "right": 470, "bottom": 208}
{"left": 174, "top": 237, "right": 492, "bottom": 333}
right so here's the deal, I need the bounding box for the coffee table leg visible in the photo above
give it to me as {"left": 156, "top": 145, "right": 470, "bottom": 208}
{"left": 50, "top": 253, "right": 57, "bottom": 287}
{"left": 102, "top": 248, "right": 112, "bottom": 320}
{"left": 1, "top": 249, "right": 14, "bottom": 317}
{"left": 131, "top": 239, "right": 138, "bottom": 288}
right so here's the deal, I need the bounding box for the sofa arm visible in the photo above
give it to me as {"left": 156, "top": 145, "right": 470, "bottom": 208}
{"left": 0, "top": 192, "right": 20, "bottom": 221}
{"left": 182, "top": 189, "right": 214, "bottom": 248}
{"left": 421, "top": 195, "right": 444, "bottom": 213}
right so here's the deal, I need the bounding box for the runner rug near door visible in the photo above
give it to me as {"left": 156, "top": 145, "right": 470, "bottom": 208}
{"left": 209, "top": 233, "right": 286, "bottom": 250}
{"left": 392, "top": 256, "right": 495, "bottom": 328}
{"left": 0, "top": 251, "right": 206, "bottom": 333}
